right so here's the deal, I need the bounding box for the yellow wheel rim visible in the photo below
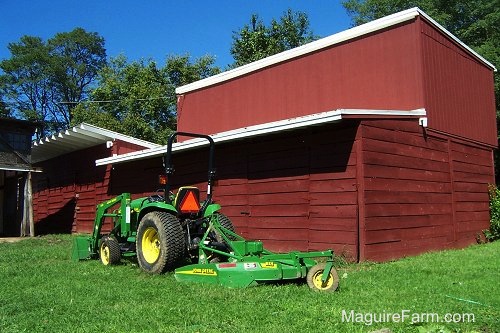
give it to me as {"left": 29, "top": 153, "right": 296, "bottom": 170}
{"left": 100, "top": 245, "right": 110, "bottom": 265}
{"left": 142, "top": 227, "right": 161, "bottom": 264}
{"left": 312, "top": 270, "right": 334, "bottom": 290}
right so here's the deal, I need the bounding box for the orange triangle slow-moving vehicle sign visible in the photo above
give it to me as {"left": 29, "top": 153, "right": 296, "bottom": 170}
{"left": 179, "top": 190, "right": 201, "bottom": 213}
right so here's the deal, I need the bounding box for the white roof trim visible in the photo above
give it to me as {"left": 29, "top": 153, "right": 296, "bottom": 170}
{"left": 77, "top": 123, "right": 159, "bottom": 149}
{"left": 0, "top": 165, "right": 42, "bottom": 172}
{"left": 32, "top": 123, "right": 159, "bottom": 163}
{"left": 176, "top": 8, "right": 495, "bottom": 95}
{"left": 95, "top": 108, "right": 426, "bottom": 166}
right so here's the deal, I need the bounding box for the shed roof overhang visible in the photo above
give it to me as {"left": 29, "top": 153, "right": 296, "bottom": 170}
{"left": 0, "top": 165, "right": 42, "bottom": 173}
{"left": 176, "top": 8, "right": 496, "bottom": 95}
{"left": 31, "top": 123, "right": 159, "bottom": 164}
{"left": 95, "top": 108, "right": 427, "bottom": 166}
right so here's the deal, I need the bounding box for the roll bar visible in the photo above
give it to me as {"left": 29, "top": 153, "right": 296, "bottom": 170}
{"left": 164, "top": 132, "right": 216, "bottom": 208}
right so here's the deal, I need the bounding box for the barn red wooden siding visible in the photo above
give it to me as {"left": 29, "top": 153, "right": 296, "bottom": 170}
{"left": 418, "top": 18, "right": 497, "bottom": 146}
{"left": 107, "top": 119, "right": 493, "bottom": 262}
{"left": 177, "top": 19, "right": 424, "bottom": 136}
{"left": 109, "top": 121, "right": 361, "bottom": 258}
{"left": 32, "top": 140, "right": 146, "bottom": 234}
{"left": 359, "top": 119, "right": 493, "bottom": 261}
{"left": 177, "top": 16, "right": 496, "bottom": 148}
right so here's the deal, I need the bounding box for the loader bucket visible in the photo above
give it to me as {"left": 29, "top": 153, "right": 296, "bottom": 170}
{"left": 71, "top": 236, "right": 93, "bottom": 261}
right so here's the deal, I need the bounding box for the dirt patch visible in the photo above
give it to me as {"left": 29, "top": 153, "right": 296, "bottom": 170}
{"left": 0, "top": 237, "right": 26, "bottom": 243}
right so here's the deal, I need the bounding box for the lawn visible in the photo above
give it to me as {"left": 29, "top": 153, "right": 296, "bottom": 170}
{"left": 0, "top": 235, "right": 498, "bottom": 333}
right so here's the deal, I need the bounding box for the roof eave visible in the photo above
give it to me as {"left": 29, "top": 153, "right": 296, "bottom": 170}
{"left": 95, "top": 108, "right": 427, "bottom": 166}
{"left": 31, "top": 123, "right": 160, "bottom": 164}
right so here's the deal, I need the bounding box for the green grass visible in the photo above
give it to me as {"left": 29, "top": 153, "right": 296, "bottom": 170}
{"left": 0, "top": 236, "right": 498, "bottom": 333}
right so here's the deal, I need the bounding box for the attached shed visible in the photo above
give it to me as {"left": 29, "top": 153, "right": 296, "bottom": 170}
{"left": 0, "top": 118, "right": 38, "bottom": 236}
{"left": 96, "top": 8, "right": 497, "bottom": 262}
{"left": 31, "top": 123, "right": 159, "bottom": 234}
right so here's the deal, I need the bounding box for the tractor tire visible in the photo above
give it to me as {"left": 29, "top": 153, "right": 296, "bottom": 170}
{"left": 210, "top": 213, "right": 236, "bottom": 262}
{"left": 136, "top": 211, "right": 185, "bottom": 274}
{"left": 217, "top": 213, "right": 234, "bottom": 230}
{"left": 306, "top": 263, "right": 339, "bottom": 292}
{"left": 214, "top": 213, "right": 235, "bottom": 240}
{"left": 99, "top": 236, "right": 121, "bottom": 266}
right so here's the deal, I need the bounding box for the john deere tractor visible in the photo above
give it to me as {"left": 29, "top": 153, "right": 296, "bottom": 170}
{"left": 73, "top": 131, "right": 340, "bottom": 291}
{"left": 73, "top": 132, "right": 234, "bottom": 274}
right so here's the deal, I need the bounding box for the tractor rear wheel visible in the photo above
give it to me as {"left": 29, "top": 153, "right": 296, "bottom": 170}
{"left": 99, "top": 236, "right": 121, "bottom": 266}
{"left": 306, "top": 263, "right": 339, "bottom": 292}
{"left": 215, "top": 213, "right": 235, "bottom": 237}
{"left": 210, "top": 213, "right": 236, "bottom": 262}
{"left": 136, "top": 211, "right": 185, "bottom": 274}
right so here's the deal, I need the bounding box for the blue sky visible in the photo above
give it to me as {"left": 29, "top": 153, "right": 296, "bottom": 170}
{"left": 0, "top": 1, "right": 352, "bottom": 68}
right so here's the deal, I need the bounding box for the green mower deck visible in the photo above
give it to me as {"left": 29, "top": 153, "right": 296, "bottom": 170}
{"left": 174, "top": 214, "right": 340, "bottom": 291}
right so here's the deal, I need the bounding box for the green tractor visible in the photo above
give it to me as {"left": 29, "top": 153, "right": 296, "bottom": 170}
{"left": 73, "top": 132, "right": 232, "bottom": 273}
{"left": 73, "top": 131, "right": 340, "bottom": 291}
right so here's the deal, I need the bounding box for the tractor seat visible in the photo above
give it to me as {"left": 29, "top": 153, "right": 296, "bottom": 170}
{"left": 173, "top": 186, "right": 201, "bottom": 214}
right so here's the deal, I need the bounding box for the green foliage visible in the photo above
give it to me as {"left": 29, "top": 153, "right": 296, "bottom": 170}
{"left": 0, "top": 235, "right": 498, "bottom": 332}
{"left": 0, "top": 100, "right": 10, "bottom": 118}
{"left": 231, "top": 9, "right": 318, "bottom": 67}
{"left": 0, "top": 28, "right": 106, "bottom": 137}
{"left": 0, "top": 36, "right": 52, "bottom": 131}
{"left": 485, "top": 184, "right": 500, "bottom": 241}
{"left": 72, "top": 54, "right": 220, "bottom": 144}
{"left": 48, "top": 28, "right": 106, "bottom": 125}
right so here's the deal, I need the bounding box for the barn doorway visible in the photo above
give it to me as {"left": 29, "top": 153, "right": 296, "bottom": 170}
{"left": 0, "top": 170, "right": 26, "bottom": 237}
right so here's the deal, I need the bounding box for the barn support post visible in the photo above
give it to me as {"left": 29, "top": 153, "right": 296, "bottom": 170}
{"left": 20, "top": 172, "right": 34, "bottom": 237}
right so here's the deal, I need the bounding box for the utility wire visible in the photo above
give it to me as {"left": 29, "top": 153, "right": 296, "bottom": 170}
{"left": 57, "top": 96, "right": 171, "bottom": 104}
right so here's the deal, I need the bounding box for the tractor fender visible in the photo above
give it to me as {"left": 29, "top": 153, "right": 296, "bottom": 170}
{"left": 136, "top": 201, "right": 177, "bottom": 221}
{"left": 203, "top": 203, "right": 221, "bottom": 217}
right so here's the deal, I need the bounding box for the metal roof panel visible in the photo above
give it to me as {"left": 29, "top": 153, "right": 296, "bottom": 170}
{"left": 31, "top": 123, "right": 159, "bottom": 163}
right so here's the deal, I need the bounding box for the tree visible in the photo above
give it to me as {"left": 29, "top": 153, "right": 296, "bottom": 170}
{"left": 48, "top": 28, "right": 106, "bottom": 127}
{"left": 0, "top": 36, "right": 52, "bottom": 133}
{"left": 0, "top": 28, "right": 106, "bottom": 137}
{"left": 231, "top": 9, "right": 318, "bottom": 66}
{"left": 0, "top": 100, "right": 10, "bottom": 118}
{"left": 72, "top": 54, "right": 220, "bottom": 144}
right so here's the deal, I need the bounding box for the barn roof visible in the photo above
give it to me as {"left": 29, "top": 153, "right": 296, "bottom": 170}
{"left": 176, "top": 7, "right": 496, "bottom": 95}
{"left": 31, "top": 123, "right": 159, "bottom": 163}
{"left": 95, "top": 108, "right": 426, "bottom": 166}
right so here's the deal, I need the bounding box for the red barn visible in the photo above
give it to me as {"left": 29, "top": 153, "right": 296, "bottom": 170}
{"left": 31, "top": 123, "right": 159, "bottom": 234}
{"left": 36, "top": 8, "right": 497, "bottom": 262}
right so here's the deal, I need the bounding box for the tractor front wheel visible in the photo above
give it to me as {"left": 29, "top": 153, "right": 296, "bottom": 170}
{"left": 306, "top": 263, "right": 339, "bottom": 292}
{"left": 136, "top": 211, "right": 185, "bottom": 274}
{"left": 99, "top": 236, "right": 121, "bottom": 266}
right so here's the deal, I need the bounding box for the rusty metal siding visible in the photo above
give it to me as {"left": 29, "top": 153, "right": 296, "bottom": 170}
{"left": 419, "top": 18, "right": 497, "bottom": 147}
{"left": 177, "top": 20, "right": 424, "bottom": 135}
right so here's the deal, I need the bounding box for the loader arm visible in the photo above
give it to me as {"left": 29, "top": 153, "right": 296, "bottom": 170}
{"left": 90, "top": 193, "right": 131, "bottom": 254}
{"left": 72, "top": 193, "right": 132, "bottom": 261}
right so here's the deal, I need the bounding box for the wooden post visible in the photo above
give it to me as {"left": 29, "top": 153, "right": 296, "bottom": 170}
{"left": 27, "top": 172, "right": 34, "bottom": 237}
{"left": 20, "top": 174, "right": 27, "bottom": 237}
{"left": 20, "top": 172, "right": 34, "bottom": 237}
